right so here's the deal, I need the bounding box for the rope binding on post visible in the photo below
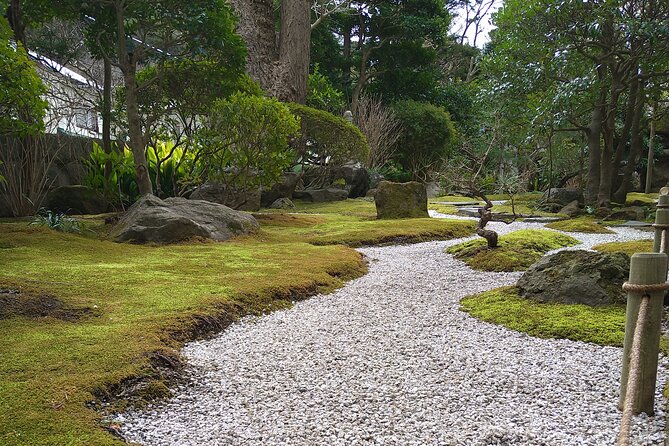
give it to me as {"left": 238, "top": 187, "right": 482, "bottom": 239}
{"left": 621, "top": 282, "right": 669, "bottom": 294}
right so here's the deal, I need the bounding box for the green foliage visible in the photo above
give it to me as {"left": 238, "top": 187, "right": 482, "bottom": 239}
{"left": 446, "top": 229, "right": 579, "bottom": 272}
{"left": 30, "top": 209, "right": 84, "bottom": 233}
{"left": 287, "top": 103, "right": 369, "bottom": 166}
{"left": 0, "top": 16, "right": 47, "bottom": 136}
{"left": 307, "top": 64, "right": 346, "bottom": 114}
{"left": 196, "top": 94, "right": 300, "bottom": 189}
{"left": 83, "top": 143, "right": 138, "bottom": 206}
{"left": 545, "top": 217, "right": 614, "bottom": 234}
{"left": 461, "top": 286, "right": 626, "bottom": 346}
{"left": 392, "top": 100, "right": 456, "bottom": 180}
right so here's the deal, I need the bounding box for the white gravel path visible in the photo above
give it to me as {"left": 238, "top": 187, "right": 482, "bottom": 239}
{"left": 116, "top": 216, "right": 666, "bottom": 446}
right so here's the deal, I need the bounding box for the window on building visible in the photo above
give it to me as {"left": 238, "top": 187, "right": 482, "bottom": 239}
{"left": 76, "top": 110, "right": 99, "bottom": 132}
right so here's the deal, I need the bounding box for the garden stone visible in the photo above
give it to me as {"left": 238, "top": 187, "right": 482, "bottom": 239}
{"left": 111, "top": 195, "right": 259, "bottom": 244}
{"left": 606, "top": 206, "right": 646, "bottom": 221}
{"left": 517, "top": 250, "right": 630, "bottom": 306}
{"left": 375, "top": 181, "right": 428, "bottom": 219}
{"left": 269, "top": 198, "right": 295, "bottom": 210}
{"left": 559, "top": 200, "right": 581, "bottom": 217}
{"left": 542, "top": 188, "right": 584, "bottom": 206}
{"left": 260, "top": 172, "right": 301, "bottom": 207}
{"left": 43, "top": 185, "right": 107, "bottom": 215}
{"left": 330, "top": 166, "right": 371, "bottom": 198}
{"left": 366, "top": 188, "right": 377, "bottom": 198}
{"left": 292, "top": 188, "right": 348, "bottom": 203}
{"left": 190, "top": 183, "right": 261, "bottom": 212}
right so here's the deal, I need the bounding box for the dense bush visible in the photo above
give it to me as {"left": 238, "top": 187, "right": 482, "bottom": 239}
{"left": 307, "top": 65, "right": 346, "bottom": 114}
{"left": 287, "top": 103, "right": 369, "bottom": 168}
{"left": 392, "top": 100, "right": 457, "bottom": 181}
{"left": 0, "top": 16, "right": 47, "bottom": 137}
{"left": 196, "top": 94, "right": 300, "bottom": 191}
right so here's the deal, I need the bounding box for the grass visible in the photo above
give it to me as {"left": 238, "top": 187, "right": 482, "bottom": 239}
{"left": 0, "top": 199, "right": 474, "bottom": 446}
{"left": 460, "top": 286, "right": 626, "bottom": 346}
{"left": 545, "top": 217, "right": 615, "bottom": 234}
{"left": 446, "top": 229, "right": 579, "bottom": 272}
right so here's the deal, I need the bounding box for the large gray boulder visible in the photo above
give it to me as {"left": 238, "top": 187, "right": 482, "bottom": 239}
{"left": 375, "top": 181, "right": 428, "bottom": 219}
{"left": 517, "top": 250, "right": 630, "bottom": 306}
{"left": 190, "top": 183, "right": 261, "bottom": 212}
{"left": 260, "top": 172, "right": 301, "bottom": 208}
{"left": 292, "top": 188, "right": 348, "bottom": 203}
{"left": 111, "top": 195, "right": 259, "bottom": 244}
{"left": 43, "top": 185, "right": 107, "bottom": 215}
{"left": 542, "top": 188, "right": 584, "bottom": 206}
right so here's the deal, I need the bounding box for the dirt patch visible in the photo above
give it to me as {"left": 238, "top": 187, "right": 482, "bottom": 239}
{"left": 0, "top": 289, "right": 96, "bottom": 321}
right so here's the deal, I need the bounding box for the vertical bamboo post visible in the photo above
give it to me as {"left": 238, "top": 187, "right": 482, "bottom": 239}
{"left": 618, "top": 253, "right": 668, "bottom": 414}
{"left": 652, "top": 188, "right": 669, "bottom": 254}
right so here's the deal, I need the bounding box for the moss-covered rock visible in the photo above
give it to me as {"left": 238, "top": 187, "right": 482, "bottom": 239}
{"left": 375, "top": 181, "right": 428, "bottom": 219}
{"left": 545, "top": 217, "right": 615, "bottom": 234}
{"left": 517, "top": 250, "right": 630, "bottom": 306}
{"left": 446, "top": 229, "right": 579, "bottom": 272}
{"left": 594, "top": 239, "right": 653, "bottom": 256}
{"left": 461, "top": 286, "right": 626, "bottom": 346}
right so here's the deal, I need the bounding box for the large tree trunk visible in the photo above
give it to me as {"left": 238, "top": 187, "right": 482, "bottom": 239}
{"left": 611, "top": 73, "right": 640, "bottom": 195}
{"left": 228, "top": 0, "right": 278, "bottom": 92}
{"left": 274, "top": 0, "right": 311, "bottom": 103}
{"left": 7, "top": 0, "right": 26, "bottom": 45}
{"left": 115, "top": 2, "right": 153, "bottom": 196}
{"left": 229, "top": 0, "right": 310, "bottom": 104}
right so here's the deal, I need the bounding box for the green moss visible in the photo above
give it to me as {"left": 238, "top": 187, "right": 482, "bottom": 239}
{"left": 625, "top": 192, "right": 658, "bottom": 206}
{"left": 0, "top": 198, "right": 475, "bottom": 446}
{"left": 545, "top": 217, "right": 614, "bottom": 234}
{"left": 461, "top": 286, "right": 626, "bottom": 346}
{"left": 594, "top": 240, "right": 653, "bottom": 256}
{"left": 428, "top": 203, "right": 459, "bottom": 215}
{"left": 430, "top": 195, "right": 480, "bottom": 203}
{"left": 446, "top": 229, "right": 579, "bottom": 272}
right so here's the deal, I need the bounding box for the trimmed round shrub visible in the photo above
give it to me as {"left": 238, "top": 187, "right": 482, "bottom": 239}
{"left": 392, "top": 100, "right": 456, "bottom": 180}
{"left": 287, "top": 103, "right": 369, "bottom": 166}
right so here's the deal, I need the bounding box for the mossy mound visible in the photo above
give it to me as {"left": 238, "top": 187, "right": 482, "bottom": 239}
{"left": 625, "top": 192, "right": 657, "bottom": 206}
{"left": 594, "top": 239, "right": 653, "bottom": 256}
{"left": 461, "top": 286, "right": 626, "bottom": 346}
{"left": 446, "top": 229, "right": 579, "bottom": 272}
{"left": 545, "top": 217, "right": 614, "bottom": 234}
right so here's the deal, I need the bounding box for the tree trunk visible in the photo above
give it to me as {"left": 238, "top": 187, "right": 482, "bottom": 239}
{"left": 7, "top": 0, "right": 26, "bottom": 45}
{"left": 613, "top": 80, "right": 646, "bottom": 202}
{"left": 230, "top": 0, "right": 310, "bottom": 104}
{"left": 228, "top": 0, "right": 278, "bottom": 92}
{"left": 274, "top": 0, "right": 311, "bottom": 103}
{"left": 115, "top": 2, "right": 153, "bottom": 196}
{"left": 585, "top": 88, "right": 606, "bottom": 205}
{"left": 102, "top": 57, "right": 113, "bottom": 181}
{"left": 611, "top": 74, "right": 640, "bottom": 195}
{"left": 645, "top": 104, "right": 656, "bottom": 193}
{"left": 597, "top": 74, "right": 623, "bottom": 208}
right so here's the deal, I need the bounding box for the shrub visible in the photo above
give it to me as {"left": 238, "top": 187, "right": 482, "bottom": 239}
{"left": 392, "top": 100, "right": 456, "bottom": 181}
{"left": 31, "top": 209, "right": 84, "bottom": 234}
{"left": 0, "top": 16, "right": 47, "bottom": 137}
{"left": 195, "top": 94, "right": 300, "bottom": 193}
{"left": 307, "top": 64, "right": 345, "bottom": 114}
{"left": 287, "top": 103, "right": 369, "bottom": 167}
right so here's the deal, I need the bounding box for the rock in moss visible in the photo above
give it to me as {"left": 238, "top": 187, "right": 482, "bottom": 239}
{"left": 517, "top": 250, "right": 630, "bottom": 306}
{"left": 375, "top": 181, "right": 428, "bottom": 219}
{"left": 446, "top": 229, "right": 579, "bottom": 272}
{"left": 111, "top": 195, "right": 259, "bottom": 244}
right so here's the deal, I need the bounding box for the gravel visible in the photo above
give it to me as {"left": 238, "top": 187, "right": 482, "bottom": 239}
{"left": 116, "top": 217, "right": 665, "bottom": 446}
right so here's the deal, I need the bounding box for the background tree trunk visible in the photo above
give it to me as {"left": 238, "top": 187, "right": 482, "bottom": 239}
{"left": 230, "top": 0, "right": 311, "bottom": 104}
